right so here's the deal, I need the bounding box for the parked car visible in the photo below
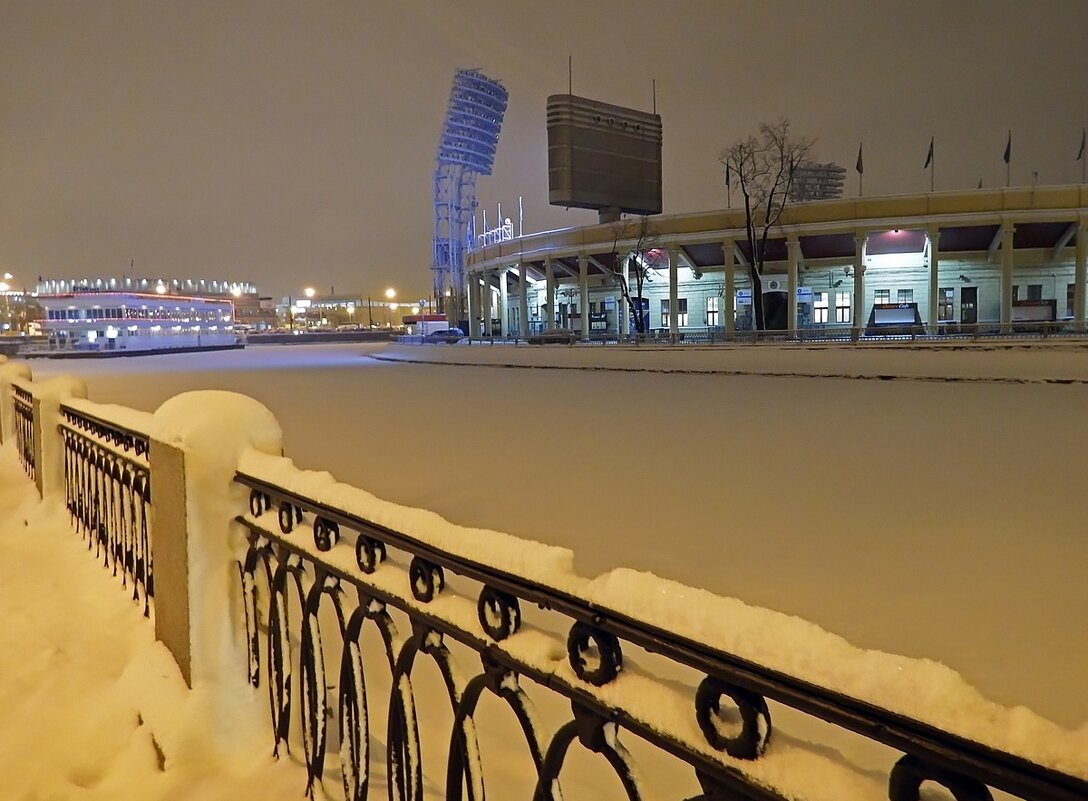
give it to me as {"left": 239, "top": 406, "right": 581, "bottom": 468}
{"left": 422, "top": 327, "right": 464, "bottom": 343}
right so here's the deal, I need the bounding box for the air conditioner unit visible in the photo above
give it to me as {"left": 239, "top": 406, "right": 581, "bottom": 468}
{"left": 764, "top": 278, "right": 787, "bottom": 292}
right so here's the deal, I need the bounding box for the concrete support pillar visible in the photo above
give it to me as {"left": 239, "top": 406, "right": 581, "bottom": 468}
{"left": 852, "top": 234, "right": 866, "bottom": 337}
{"left": 1075, "top": 221, "right": 1087, "bottom": 332}
{"left": 499, "top": 268, "right": 509, "bottom": 338}
{"left": 545, "top": 258, "right": 556, "bottom": 331}
{"left": 29, "top": 376, "right": 87, "bottom": 500}
{"left": 465, "top": 273, "right": 476, "bottom": 337}
{"left": 668, "top": 250, "right": 679, "bottom": 341}
{"left": 481, "top": 271, "right": 492, "bottom": 337}
{"left": 723, "top": 239, "right": 736, "bottom": 339}
{"left": 518, "top": 261, "right": 530, "bottom": 338}
{"left": 787, "top": 236, "right": 800, "bottom": 333}
{"left": 928, "top": 226, "right": 941, "bottom": 333}
{"left": 578, "top": 254, "right": 590, "bottom": 341}
{"left": 1000, "top": 223, "right": 1015, "bottom": 331}
{"left": 0, "top": 361, "right": 32, "bottom": 445}
{"left": 619, "top": 256, "right": 630, "bottom": 338}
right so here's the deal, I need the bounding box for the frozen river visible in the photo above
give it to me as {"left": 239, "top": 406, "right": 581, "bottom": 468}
{"left": 31, "top": 341, "right": 1088, "bottom": 730}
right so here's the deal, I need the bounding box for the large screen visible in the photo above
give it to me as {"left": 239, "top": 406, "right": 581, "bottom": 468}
{"left": 547, "top": 95, "right": 662, "bottom": 216}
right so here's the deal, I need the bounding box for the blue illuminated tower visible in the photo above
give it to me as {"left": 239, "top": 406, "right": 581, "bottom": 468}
{"left": 433, "top": 69, "right": 508, "bottom": 323}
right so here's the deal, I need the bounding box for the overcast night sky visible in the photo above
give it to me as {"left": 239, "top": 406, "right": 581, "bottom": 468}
{"left": 1, "top": 0, "right": 1086, "bottom": 300}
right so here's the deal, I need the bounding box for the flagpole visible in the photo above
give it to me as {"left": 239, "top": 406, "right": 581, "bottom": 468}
{"left": 1005, "top": 129, "right": 1011, "bottom": 188}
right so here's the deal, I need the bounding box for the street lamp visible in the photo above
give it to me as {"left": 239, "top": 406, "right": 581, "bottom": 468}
{"left": 385, "top": 288, "right": 396, "bottom": 300}
{"left": 304, "top": 287, "right": 316, "bottom": 299}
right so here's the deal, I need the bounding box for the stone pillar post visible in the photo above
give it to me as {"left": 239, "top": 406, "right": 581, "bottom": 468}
{"left": 30, "top": 376, "right": 87, "bottom": 500}
{"left": 928, "top": 226, "right": 941, "bottom": 333}
{"left": 723, "top": 240, "right": 736, "bottom": 339}
{"left": 578, "top": 254, "right": 590, "bottom": 341}
{"left": 852, "top": 234, "right": 867, "bottom": 338}
{"left": 0, "top": 360, "right": 32, "bottom": 444}
{"left": 1000, "top": 223, "right": 1015, "bottom": 331}
{"left": 466, "top": 273, "right": 478, "bottom": 337}
{"left": 668, "top": 249, "right": 679, "bottom": 341}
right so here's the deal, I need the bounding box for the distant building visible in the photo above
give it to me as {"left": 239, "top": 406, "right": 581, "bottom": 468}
{"left": 790, "top": 161, "right": 847, "bottom": 202}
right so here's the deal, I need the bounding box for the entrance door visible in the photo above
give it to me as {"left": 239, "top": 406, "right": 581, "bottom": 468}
{"left": 961, "top": 287, "right": 978, "bottom": 325}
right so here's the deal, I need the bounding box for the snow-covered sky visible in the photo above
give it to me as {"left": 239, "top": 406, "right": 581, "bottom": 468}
{"left": 2, "top": 1, "right": 1087, "bottom": 299}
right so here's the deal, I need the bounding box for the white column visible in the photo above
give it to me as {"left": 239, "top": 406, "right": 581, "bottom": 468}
{"left": 518, "top": 261, "right": 529, "bottom": 338}
{"left": 723, "top": 239, "right": 736, "bottom": 339}
{"left": 928, "top": 226, "right": 941, "bottom": 333}
{"left": 619, "top": 256, "right": 630, "bottom": 338}
{"left": 852, "top": 234, "right": 866, "bottom": 337}
{"left": 466, "top": 273, "right": 478, "bottom": 337}
{"left": 1074, "top": 221, "right": 1086, "bottom": 332}
{"left": 787, "top": 236, "right": 800, "bottom": 333}
{"left": 1000, "top": 223, "right": 1015, "bottom": 331}
{"left": 668, "top": 249, "right": 679, "bottom": 341}
{"left": 578, "top": 254, "right": 590, "bottom": 341}
{"left": 499, "top": 267, "right": 509, "bottom": 338}
{"left": 481, "top": 271, "right": 492, "bottom": 337}
{"left": 545, "top": 258, "right": 556, "bottom": 331}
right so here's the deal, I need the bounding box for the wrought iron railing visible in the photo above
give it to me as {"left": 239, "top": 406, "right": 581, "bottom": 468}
{"left": 59, "top": 403, "right": 153, "bottom": 615}
{"left": 234, "top": 471, "right": 1086, "bottom": 801}
{"left": 12, "top": 383, "right": 35, "bottom": 480}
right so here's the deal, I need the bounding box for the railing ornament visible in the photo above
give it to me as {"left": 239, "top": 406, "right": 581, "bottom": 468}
{"left": 311, "top": 516, "right": 339, "bottom": 551}
{"left": 889, "top": 755, "right": 994, "bottom": 801}
{"left": 409, "top": 556, "right": 445, "bottom": 602}
{"left": 694, "top": 676, "right": 772, "bottom": 760}
{"left": 477, "top": 585, "right": 521, "bottom": 641}
{"left": 355, "top": 536, "right": 386, "bottom": 574}
{"left": 566, "top": 621, "right": 622, "bottom": 686}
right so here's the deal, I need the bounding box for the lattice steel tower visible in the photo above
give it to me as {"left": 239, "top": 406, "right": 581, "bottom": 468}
{"left": 432, "top": 69, "right": 508, "bottom": 324}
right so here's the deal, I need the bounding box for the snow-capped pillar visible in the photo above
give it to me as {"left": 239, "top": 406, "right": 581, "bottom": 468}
{"left": 1074, "top": 219, "right": 1087, "bottom": 332}
{"left": 852, "top": 234, "right": 867, "bottom": 339}
{"left": 499, "top": 267, "right": 509, "bottom": 338}
{"left": 999, "top": 223, "right": 1016, "bottom": 332}
{"left": 466, "top": 272, "right": 478, "bottom": 337}
{"left": 545, "top": 257, "right": 556, "bottom": 331}
{"left": 148, "top": 391, "right": 282, "bottom": 737}
{"left": 30, "top": 375, "right": 87, "bottom": 500}
{"left": 480, "top": 271, "right": 492, "bottom": 337}
{"left": 0, "top": 359, "right": 32, "bottom": 444}
{"left": 619, "top": 255, "right": 630, "bottom": 337}
{"left": 723, "top": 239, "right": 736, "bottom": 339}
{"left": 927, "top": 226, "right": 941, "bottom": 333}
{"left": 787, "top": 236, "right": 800, "bottom": 333}
{"left": 668, "top": 249, "right": 679, "bottom": 341}
{"left": 518, "top": 261, "right": 530, "bottom": 338}
{"left": 579, "top": 254, "right": 590, "bottom": 341}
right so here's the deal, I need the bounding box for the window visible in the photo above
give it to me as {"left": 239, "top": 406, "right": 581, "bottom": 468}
{"left": 660, "top": 299, "right": 670, "bottom": 328}
{"left": 1012, "top": 285, "right": 1019, "bottom": 301}
{"left": 939, "top": 287, "right": 955, "bottom": 321}
{"left": 875, "top": 289, "right": 891, "bottom": 304}
{"left": 706, "top": 296, "right": 719, "bottom": 326}
{"left": 813, "top": 292, "right": 829, "bottom": 323}
{"left": 1027, "top": 284, "right": 1042, "bottom": 301}
{"left": 1068, "top": 283, "right": 1076, "bottom": 318}
{"left": 897, "top": 288, "right": 913, "bottom": 303}
{"left": 677, "top": 298, "right": 688, "bottom": 327}
{"left": 835, "top": 291, "right": 852, "bottom": 323}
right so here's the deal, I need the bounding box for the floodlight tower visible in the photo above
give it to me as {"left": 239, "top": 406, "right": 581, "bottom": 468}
{"left": 432, "top": 69, "right": 508, "bottom": 326}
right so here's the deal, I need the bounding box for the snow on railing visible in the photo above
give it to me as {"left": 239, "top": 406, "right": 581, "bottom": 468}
{"left": 233, "top": 449, "right": 1088, "bottom": 801}
{"left": 58, "top": 400, "right": 154, "bottom": 616}
{"left": 11, "top": 381, "right": 35, "bottom": 480}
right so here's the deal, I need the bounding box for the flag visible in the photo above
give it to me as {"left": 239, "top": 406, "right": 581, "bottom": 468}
{"left": 1078, "top": 128, "right": 1086, "bottom": 161}
{"left": 923, "top": 136, "right": 934, "bottom": 169}
{"left": 1003, "top": 130, "right": 1011, "bottom": 164}
{"left": 855, "top": 143, "right": 864, "bottom": 174}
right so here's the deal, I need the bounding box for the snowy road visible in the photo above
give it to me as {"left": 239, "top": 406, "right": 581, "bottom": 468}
{"left": 30, "top": 342, "right": 1088, "bottom": 730}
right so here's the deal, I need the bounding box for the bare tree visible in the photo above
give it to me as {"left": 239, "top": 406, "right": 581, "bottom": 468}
{"left": 598, "top": 215, "right": 663, "bottom": 335}
{"left": 719, "top": 119, "right": 814, "bottom": 330}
